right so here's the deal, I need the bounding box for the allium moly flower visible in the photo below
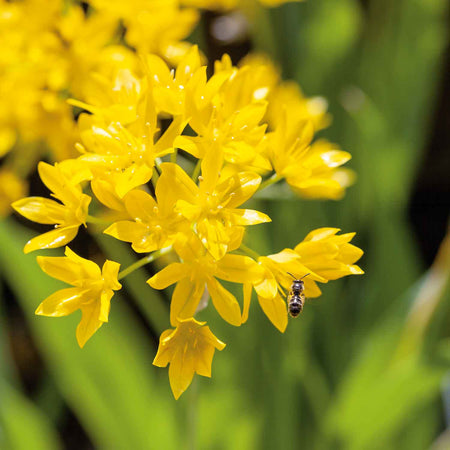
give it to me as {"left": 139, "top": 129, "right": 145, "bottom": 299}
{"left": 153, "top": 317, "right": 226, "bottom": 399}
{"left": 36, "top": 247, "right": 121, "bottom": 347}
{"left": 244, "top": 228, "right": 363, "bottom": 332}
{"left": 12, "top": 162, "right": 91, "bottom": 253}
{"left": 266, "top": 81, "right": 331, "bottom": 132}
{"left": 148, "top": 234, "right": 264, "bottom": 326}
{"left": 160, "top": 161, "right": 270, "bottom": 260}
{"left": 174, "top": 58, "right": 271, "bottom": 172}
{"left": 293, "top": 228, "right": 364, "bottom": 280}
{"left": 266, "top": 114, "right": 352, "bottom": 200}
{"left": 88, "top": 0, "right": 199, "bottom": 65}
{"left": 103, "top": 187, "right": 186, "bottom": 253}
{"left": 69, "top": 68, "right": 142, "bottom": 125}
{"left": 238, "top": 53, "right": 330, "bottom": 133}
{"left": 76, "top": 84, "right": 186, "bottom": 198}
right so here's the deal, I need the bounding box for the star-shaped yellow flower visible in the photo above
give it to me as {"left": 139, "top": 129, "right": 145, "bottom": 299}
{"left": 293, "top": 227, "right": 364, "bottom": 280}
{"left": 148, "top": 234, "right": 263, "bottom": 326}
{"left": 160, "top": 161, "right": 271, "bottom": 260}
{"left": 35, "top": 247, "right": 121, "bottom": 348}
{"left": 103, "top": 185, "right": 187, "bottom": 253}
{"left": 153, "top": 317, "right": 226, "bottom": 399}
{"left": 266, "top": 114, "right": 352, "bottom": 200}
{"left": 243, "top": 228, "right": 363, "bottom": 332}
{"left": 12, "top": 162, "right": 91, "bottom": 253}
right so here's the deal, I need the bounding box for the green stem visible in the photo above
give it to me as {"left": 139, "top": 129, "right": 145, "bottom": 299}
{"left": 118, "top": 246, "right": 172, "bottom": 280}
{"left": 86, "top": 215, "right": 113, "bottom": 226}
{"left": 187, "top": 377, "right": 198, "bottom": 450}
{"left": 151, "top": 166, "right": 160, "bottom": 189}
{"left": 191, "top": 159, "right": 202, "bottom": 182}
{"left": 171, "top": 148, "right": 178, "bottom": 164}
{"left": 258, "top": 173, "right": 282, "bottom": 192}
{"left": 239, "top": 243, "right": 261, "bottom": 261}
{"left": 154, "top": 158, "right": 163, "bottom": 174}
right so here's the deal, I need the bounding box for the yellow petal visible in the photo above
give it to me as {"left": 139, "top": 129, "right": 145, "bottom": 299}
{"left": 175, "top": 199, "right": 202, "bottom": 222}
{"left": 35, "top": 287, "right": 86, "bottom": 317}
{"left": 91, "top": 179, "right": 125, "bottom": 212}
{"left": 104, "top": 221, "right": 158, "bottom": 253}
{"left": 99, "top": 290, "right": 113, "bottom": 323}
{"left": 340, "top": 244, "right": 364, "bottom": 265}
{"left": 12, "top": 197, "right": 66, "bottom": 224}
{"left": 102, "top": 260, "right": 122, "bottom": 291}
{"left": 193, "top": 343, "right": 215, "bottom": 378}
{"left": 158, "top": 163, "right": 198, "bottom": 205}
{"left": 24, "top": 226, "right": 79, "bottom": 254}
{"left": 200, "top": 147, "right": 223, "bottom": 193}
{"left": 303, "top": 279, "right": 322, "bottom": 298}
{"left": 153, "top": 329, "right": 176, "bottom": 368}
{"left": 320, "top": 150, "right": 352, "bottom": 168}
{"left": 288, "top": 178, "right": 345, "bottom": 200}
{"left": 38, "top": 162, "right": 80, "bottom": 205}
{"left": 64, "top": 247, "right": 102, "bottom": 279}
{"left": 168, "top": 346, "right": 195, "bottom": 400}
{"left": 76, "top": 301, "right": 104, "bottom": 348}
{"left": 173, "top": 135, "right": 201, "bottom": 158}
{"left": 242, "top": 283, "right": 252, "bottom": 323}
{"left": 154, "top": 115, "right": 187, "bottom": 157}
{"left": 147, "top": 263, "right": 185, "bottom": 290}
{"left": 115, "top": 164, "right": 153, "bottom": 198}
{"left": 257, "top": 293, "right": 288, "bottom": 333}
{"left": 170, "top": 278, "right": 204, "bottom": 326}
{"left": 37, "top": 255, "right": 89, "bottom": 285}
{"left": 303, "top": 227, "right": 340, "bottom": 242}
{"left": 176, "top": 45, "right": 202, "bottom": 86}
{"left": 206, "top": 277, "right": 241, "bottom": 326}
{"left": 230, "top": 208, "right": 271, "bottom": 226}
{"left": 254, "top": 269, "right": 278, "bottom": 299}
{"left": 197, "top": 218, "right": 229, "bottom": 260}
{"left": 124, "top": 190, "right": 156, "bottom": 221}
{"left": 266, "top": 249, "right": 300, "bottom": 264}
{"left": 216, "top": 254, "right": 263, "bottom": 283}
{"left": 217, "top": 172, "right": 261, "bottom": 208}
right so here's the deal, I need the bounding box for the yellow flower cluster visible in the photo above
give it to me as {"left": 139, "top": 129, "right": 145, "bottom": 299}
{"left": 12, "top": 45, "right": 363, "bottom": 398}
{"left": 0, "top": 0, "right": 317, "bottom": 217}
{"left": 0, "top": 0, "right": 137, "bottom": 215}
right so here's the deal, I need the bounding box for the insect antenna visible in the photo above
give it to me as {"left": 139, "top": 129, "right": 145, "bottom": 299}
{"left": 287, "top": 272, "right": 311, "bottom": 280}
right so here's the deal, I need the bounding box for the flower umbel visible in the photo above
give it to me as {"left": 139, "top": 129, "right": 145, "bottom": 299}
{"left": 35, "top": 247, "right": 121, "bottom": 348}
{"left": 9, "top": 14, "right": 364, "bottom": 399}
{"left": 153, "top": 317, "right": 226, "bottom": 400}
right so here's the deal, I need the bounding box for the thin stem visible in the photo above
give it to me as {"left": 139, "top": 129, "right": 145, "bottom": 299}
{"left": 258, "top": 173, "right": 283, "bottom": 192}
{"left": 151, "top": 166, "right": 160, "bottom": 189}
{"left": 118, "top": 246, "right": 172, "bottom": 280}
{"left": 191, "top": 159, "right": 202, "bottom": 182}
{"left": 171, "top": 148, "right": 178, "bottom": 164}
{"left": 187, "top": 377, "right": 198, "bottom": 450}
{"left": 154, "top": 158, "right": 163, "bottom": 174}
{"left": 86, "top": 215, "right": 113, "bottom": 227}
{"left": 239, "top": 243, "right": 260, "bottom": 261}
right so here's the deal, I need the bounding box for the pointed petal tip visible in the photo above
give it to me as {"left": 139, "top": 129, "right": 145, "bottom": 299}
{"left": 172, "top": 388, "right": 183, "bottom": 400}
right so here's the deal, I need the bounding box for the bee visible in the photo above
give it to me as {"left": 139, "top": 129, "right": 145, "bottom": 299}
{"left": 287, "top": 272, "right": 310, "bottom": 318}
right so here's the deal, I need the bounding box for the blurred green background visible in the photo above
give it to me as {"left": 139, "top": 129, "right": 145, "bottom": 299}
{"left": 1, "top": 0, "right": 450, "bottom": 449}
